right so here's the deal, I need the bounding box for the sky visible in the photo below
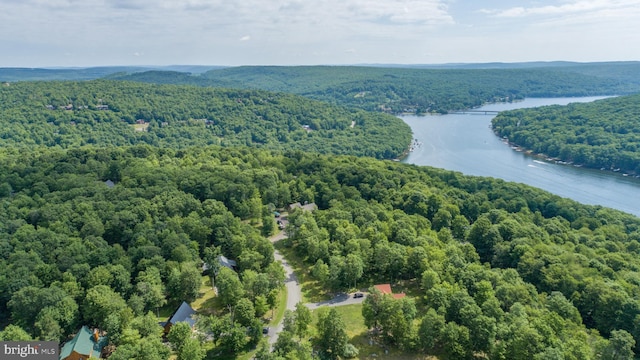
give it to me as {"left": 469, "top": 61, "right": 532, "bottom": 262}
{"left": 1, "top": 0, "right": 640, "bottom": 67}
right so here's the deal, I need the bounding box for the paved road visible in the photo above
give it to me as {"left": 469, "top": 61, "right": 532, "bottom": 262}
{"left": 267, "top": 230, "right": 302, "bottom": 347}
{"left": 306, "top": 292, "right": 366, "bottom": 310}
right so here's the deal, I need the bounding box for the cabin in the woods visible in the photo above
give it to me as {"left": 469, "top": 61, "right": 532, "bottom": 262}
{"left": 59, "top": 325, "right": 107, "bottom": 360}
{"left": 163, "top": 301, "right": 197, "bottom": 335}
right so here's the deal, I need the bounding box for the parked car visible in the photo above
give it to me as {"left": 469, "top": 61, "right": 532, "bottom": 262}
{"left": 262, "top": 327, "right": 269, "bottom": 335}
{"left": 353, "top": 292, "right": 364, "bottom": 298}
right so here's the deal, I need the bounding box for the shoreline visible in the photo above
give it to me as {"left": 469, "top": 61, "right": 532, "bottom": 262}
{"left": 394, "top": 138, "right": 422, "bottom": 161}
{"left": 496, "top": 132, "right": 639, "bottom": 178}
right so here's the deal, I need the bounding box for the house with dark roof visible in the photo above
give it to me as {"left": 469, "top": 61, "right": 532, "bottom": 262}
{"left": 163, "top": 301, "right": 197, "bottom": 334}
{"left": 373, "top": 284, "right": 406, "bottom": 299}
{"left": 217, "top": 255, "right": 237, "bottom": 270}
{"left": 59, "top": 325, "right": 107, "bottom": 360}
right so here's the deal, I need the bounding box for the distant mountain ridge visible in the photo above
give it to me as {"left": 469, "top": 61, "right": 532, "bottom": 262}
{"left": 0, "top": 65, "right": 225, "bottom": 82}
{"left": 4, "top": 61, "right": 640, "bottom": 81}
{"left": 4, "top": 62, "right": 640, "bottom": 114}
{"left": 106, "top": 62, "right": 640, "bottom": 114}
{"left": 356, "top": 61, "right": 640, "bottom": 69}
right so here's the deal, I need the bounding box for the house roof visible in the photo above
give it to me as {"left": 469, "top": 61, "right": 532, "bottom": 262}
{"left": 202, "top": 255, "right": 236, "bottom": 273}
{"left": 59, "top": 326, "right": 107, "bottom": 359}
{"left": 289, "top": 202, "right": 318, "bottom": 212}
{"left": 374, "top": 284, "right": 406, "bottom": 299}
{"left": 218, "top": 255, "right": 237, "bottom": 269}
{"left": 373, "top": 284, "right": 393, "bottom": 294}
{"left": 167, "top": 301, "right": 197, "bottom": 327}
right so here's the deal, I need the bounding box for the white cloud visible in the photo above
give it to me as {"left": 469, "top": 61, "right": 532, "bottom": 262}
{"left": 482, "top": 0, "right": 640, "bottom": 18}
{"left": 339, "top": 0, "right": 453, "bottom": 24}
{"left": 1, "top": 0, "right": 640, "bottom": 66}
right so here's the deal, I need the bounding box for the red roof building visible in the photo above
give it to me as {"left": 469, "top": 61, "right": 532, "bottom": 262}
{"left": 373, "top": 284, "right": 406, "bottom": 299}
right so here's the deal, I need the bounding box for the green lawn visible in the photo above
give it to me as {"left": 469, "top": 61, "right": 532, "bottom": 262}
{"left": 270, "top": 286, "right": 288, "bottom": 326}
{"left": 192, "top": 275, "right": 217, "bottom": 314}
{"left": 311, "top": 304, "right": 437, "bottom": 360}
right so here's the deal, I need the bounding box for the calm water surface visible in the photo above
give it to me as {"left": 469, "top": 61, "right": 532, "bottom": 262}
{"left": 400, "top": 97, "right": 640, "bottom": 217}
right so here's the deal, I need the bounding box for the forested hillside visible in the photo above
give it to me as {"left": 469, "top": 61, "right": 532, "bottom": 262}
{"left": 492, "top": 94, "right": 640, "bottom": 175}
{"left": 558, "top": 62, "right": 640, "bottom": 87}
{"left": 1, "top": 146, "right": 640, "bottom": 359}
{"left": 109, "top": 65, "right": 640, "bottom": 114}
{"left": 0, "top": 80, "right": 411, "bottom": 159}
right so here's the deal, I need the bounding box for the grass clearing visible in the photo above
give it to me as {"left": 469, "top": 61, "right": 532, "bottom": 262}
{"left": 133, "top": 123, "right": 149, "bottom": 132}
{"left": 192, "top": 275, "right": 217, "bottom": 314}
{"left": 311, "top": 304, "right": 435, "bottom": 360}
{"left": 312, "top": 304, "right": 367, "bottom": 338}
{"left": 270, "top": 286, "right": 288, "bottom": 326}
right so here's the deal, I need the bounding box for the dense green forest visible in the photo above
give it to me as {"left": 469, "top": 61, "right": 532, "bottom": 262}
{"left": 2, "top": 63, "right": 640, "bottom": 359}
{"left": 108, "top": 64, "right": 640, "bottom": 114}
{"left": 0, "top": 146, "right": 288, "bottom": 358}
{"left": 492, "top": 94, "right": 640, "bottom": 175}
{"left": 1, "top": 146, "right": 640, "bottom": 359}
{"left": 0, "top": 80, "right": 411, "bottom": 159}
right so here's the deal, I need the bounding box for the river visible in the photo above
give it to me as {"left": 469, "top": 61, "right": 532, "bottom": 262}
{"left": 400, "top": 97, "right": 640, "bottom": 217}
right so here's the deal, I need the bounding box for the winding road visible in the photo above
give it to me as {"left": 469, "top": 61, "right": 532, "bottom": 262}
{"left": 266, "top": 229, "right": 365, "bottom": 347}
{"left": 267, "top": 231, "right": 302, "bottom": 346}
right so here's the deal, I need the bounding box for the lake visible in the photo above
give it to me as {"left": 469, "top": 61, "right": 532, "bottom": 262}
{"left": 400, "top": 97, "right": 640, "bottom": 217}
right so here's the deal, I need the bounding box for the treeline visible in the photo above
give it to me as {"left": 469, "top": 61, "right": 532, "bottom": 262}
{"left": 2, "top": 146, "right": 640, "bottom": 359}
{"left": 492, "top": 94, "right": 640, "bottom": 174}
{"left": 108, "top": 65, "right": 640, "bottom": 114}
{"left": 0, "top": 80, "right": 411, "bottom": 159}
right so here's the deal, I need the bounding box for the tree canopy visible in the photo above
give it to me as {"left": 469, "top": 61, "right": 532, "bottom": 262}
{"left": 0, "top": 145, "right": 638, "bottom": 358}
